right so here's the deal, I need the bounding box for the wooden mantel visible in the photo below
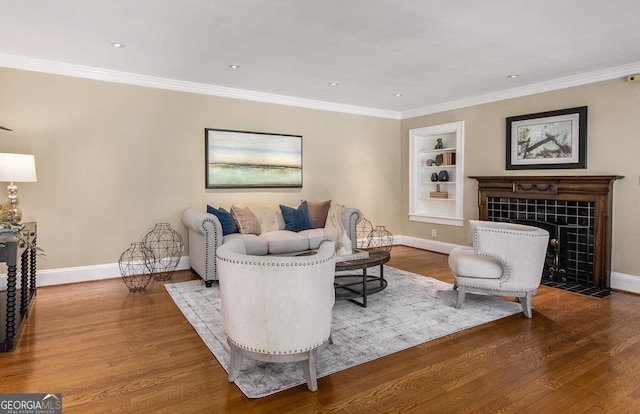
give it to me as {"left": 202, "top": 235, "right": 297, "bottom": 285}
{"left": 469, "top": 175, "right": 623, "bottom": 289}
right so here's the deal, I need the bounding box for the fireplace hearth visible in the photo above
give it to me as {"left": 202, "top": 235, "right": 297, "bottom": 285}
{"left": 470, "top": 175, "right": 623, "bottom": 291}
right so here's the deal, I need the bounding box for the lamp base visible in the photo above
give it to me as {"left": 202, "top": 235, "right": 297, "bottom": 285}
{"left": 0, "top": 202, "right": 21, "bottom": 223}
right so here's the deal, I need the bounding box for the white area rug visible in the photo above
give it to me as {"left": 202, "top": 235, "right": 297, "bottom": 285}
{"left": 165, "top": 266, "right": 522, "bottom": 398}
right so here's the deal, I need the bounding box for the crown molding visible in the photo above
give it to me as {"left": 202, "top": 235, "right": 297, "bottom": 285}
{"left": 3, "top": 53, "right": 640, "bottom": 122}
{"left": 0, "top": 53, "right": 400, "bottom": 120}
{"left": 400, "top": 61, "right": 640, "bottom": 119}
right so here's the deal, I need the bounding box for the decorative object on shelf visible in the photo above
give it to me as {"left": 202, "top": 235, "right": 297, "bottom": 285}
{"left": 426, "top": 159, "right": 434, "bottom": 166}
{"left": 336, "top": 230, "right": 352, "bottom": 256}
{"left": 430, "top": 184, "right": 449, "bottom": 199}
{"left": 434, "top": 154, "right": 443, "bottom": 166}
{"left": 367, "top": 225, "right": 393, "bottom": 252}
{"left": 0, "top": 153, "right": 37, "bottom": 223}
{"left": 356, "top": 214, "right": 373, "bottom": 248}
{"left": 118, "top": 242, "right": 154, "bottom": 292}
{"left": 434, "top": 138, "right": 444, "bottom": 149}
{"left": 142, "top": 223, "right": 184, "bottom": 281}
{"left": 430, "top": 172, "right": 438, "bottom": 182}
{"left": 438, "top": 170, "right": 449, "bottom": 182}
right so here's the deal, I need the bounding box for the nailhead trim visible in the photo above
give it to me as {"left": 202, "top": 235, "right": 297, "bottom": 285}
{"left": 228, "top": 337, "right": 324, "bottom": 354}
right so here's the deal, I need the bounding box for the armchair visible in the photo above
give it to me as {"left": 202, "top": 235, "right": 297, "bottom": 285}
{"left": 216, "top": 238, "right": 336, "bottom": 392}
{"left": 448, "top": 220, "right": 549, "bottom": 318}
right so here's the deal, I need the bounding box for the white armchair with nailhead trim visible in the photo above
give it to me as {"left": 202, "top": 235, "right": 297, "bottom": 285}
{"left": 448, "top": 220, "right": 549, "bottom": 318}
{"left": 216, "top": 238, "right": 336, "bottom": 392}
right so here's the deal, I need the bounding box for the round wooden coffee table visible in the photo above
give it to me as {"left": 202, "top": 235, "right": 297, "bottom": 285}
{"left": 334, "top": 249, "right": 390, "bottom": 307}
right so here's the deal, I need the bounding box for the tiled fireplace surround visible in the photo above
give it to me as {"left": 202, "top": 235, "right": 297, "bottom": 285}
{"left": 470, "top": 176, "right": 623, "bottom": 292}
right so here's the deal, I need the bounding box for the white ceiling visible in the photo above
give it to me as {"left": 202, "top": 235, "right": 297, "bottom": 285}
{"left": 2, "top": 0, "right": 640, "bottom": 118}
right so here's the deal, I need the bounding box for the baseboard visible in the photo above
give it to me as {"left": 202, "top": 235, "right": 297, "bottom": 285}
{"left": 394, "top": 235, "right": 464, "bottom": 254}
{"left": 610, "top": 271, "right": 640, "bottom": 294}
{"left": 1, "top": 238, "right": 638, "bottom": 294}
{"left": 0, "top": 256, "right": 191, "bottom": 290}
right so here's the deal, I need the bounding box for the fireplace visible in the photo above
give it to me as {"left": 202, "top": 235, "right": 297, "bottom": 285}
{"left": 470, "top": 176, "right": 623, "bottom": 290}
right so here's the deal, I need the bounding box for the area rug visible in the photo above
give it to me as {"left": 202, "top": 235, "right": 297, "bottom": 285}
{"left": 165, "top": 266, "right": 522, "bottom": 398}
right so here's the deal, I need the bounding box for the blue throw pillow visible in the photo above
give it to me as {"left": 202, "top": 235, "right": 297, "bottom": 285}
{"left": 279, "top": 201, "right": 315, "bottom": 232}
{"left": 207, "top": 205, "right": 237, "bottom": 236}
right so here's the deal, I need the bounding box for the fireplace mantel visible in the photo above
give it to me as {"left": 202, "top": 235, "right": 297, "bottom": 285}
{"left": 469, "top": 175, "right": 623, "bottom": 289}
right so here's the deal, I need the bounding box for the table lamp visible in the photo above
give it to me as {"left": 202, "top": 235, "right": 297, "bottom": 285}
{"left": 0, "top": 153, "right": 37, "bottom": 223}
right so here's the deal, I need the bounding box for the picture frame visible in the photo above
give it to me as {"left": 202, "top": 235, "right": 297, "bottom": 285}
{"left": 205, "top": 128, "right": 302, "bottom": 188}
{"left": 506, "top": 106, "right": 587, "bottom": 170}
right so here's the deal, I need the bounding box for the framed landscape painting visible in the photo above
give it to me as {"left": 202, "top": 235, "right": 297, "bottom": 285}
{"left": 205, "top": 128, "right": 302, "bottom": 188}
{"left": 506, "top": 106, "right": 587, "bottom": 170}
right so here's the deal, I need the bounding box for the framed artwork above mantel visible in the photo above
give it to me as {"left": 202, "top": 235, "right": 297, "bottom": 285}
{"left": 506, "top": 106, "right": 587, "bottom": 170}
{"left": 205, "top": 128, "right": 302, "bottom": 189}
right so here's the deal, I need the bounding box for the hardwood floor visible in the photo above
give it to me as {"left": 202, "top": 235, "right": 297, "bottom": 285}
{"left": 1, "top": 246, "right": 639, "bottom": 413}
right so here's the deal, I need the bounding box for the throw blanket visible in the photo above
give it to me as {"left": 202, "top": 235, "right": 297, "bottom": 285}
{"left": 324, "top": 203, "right": 345, "bottom": 243}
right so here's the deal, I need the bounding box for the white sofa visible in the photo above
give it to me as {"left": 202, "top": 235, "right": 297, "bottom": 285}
{"left": 181, "top": 205, "right": 361, "bottom": 286}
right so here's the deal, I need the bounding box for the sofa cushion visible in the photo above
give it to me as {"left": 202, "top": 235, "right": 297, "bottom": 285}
{"left": 207, "top": 205, "right": 237, "bottom": 235}
{"left": 306, "top": 200, "right": 331, "bottom": 228}
{"left": 231, "top": 205, "right": 262, "bottom": 235}
{"left": 223, "top": 233, "right": 269, "bottom": 255}
{"left": 259, "top": 230, "right": 309, "bottom": 254}
{"left": 299, "top": 228, "right": 327, "bottom": 250}
{"left": 279, "top": 201, "right": 314, "bottom": 232}
{"left": 252, "top": 207, "right": 284, "bottom": 233}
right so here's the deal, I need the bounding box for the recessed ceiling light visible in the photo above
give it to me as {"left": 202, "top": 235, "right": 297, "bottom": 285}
{"left": 329, "top": 82, "right": 339, "bottom": 86}
{"left": 111, "top": 42, "right": 125, "bottom": 48}
{"left": 506, "top": 74, "right": 519, "bottom": 78}
{"left": 394, "top": 93, "right": 403, "bottom": 97}
{"left": 228, "top": 64, "right": 240, "bottom": 69}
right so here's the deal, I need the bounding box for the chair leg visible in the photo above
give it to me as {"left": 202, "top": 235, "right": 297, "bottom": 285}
{"left": 455, "top": 286, "right": 466, "bottom": 309}
{"left": 303, "top": 348, "right": 319, "bottom": 392}
{"left": 520, "top": 291, "right": 533, "bottom": 318}
{"left": 227, "top": 341, "right": 243, "bottom": 382}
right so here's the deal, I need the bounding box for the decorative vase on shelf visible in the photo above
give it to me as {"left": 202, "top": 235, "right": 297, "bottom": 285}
{"left": 431, "top": 172, "right": 438, "bottom": 182}
{"left": 142, "top": 223, "right": 184, "bottom": 281}
{"left": 367, "top": 226, "right": 393, "bottom": 252}
{"left": 336, "top": 230, "right": 352, "bottom": 256}
{"left": 118, "top": 242, "right": 154, "bottom": 292}
{"left": 434, "top": 138, "right": 444, "bottom": 149}
{"left": 438, "top": 170, "right": 449, "bottom": 182}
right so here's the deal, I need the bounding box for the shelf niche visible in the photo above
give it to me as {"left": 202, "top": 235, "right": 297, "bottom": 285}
{"left": 409, "top": 121, "right": 464, "bottom": 226}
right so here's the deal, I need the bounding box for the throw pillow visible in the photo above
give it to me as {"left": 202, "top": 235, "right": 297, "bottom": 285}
{"left": 306, "top": 200, "right": 332, "bottom": 228}
{"left": 206, "top": 205, "right": 237, "bottom": 236}
{"left": 280, "top": 201, "right": 315, "bottom": 232}
{"left": 230, "top": 205, "right": 262, "bottom": 235}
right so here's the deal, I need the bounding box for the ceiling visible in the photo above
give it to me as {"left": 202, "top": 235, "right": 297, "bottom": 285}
{"left": 2, "top": 0, "right": 640, "bottom": 118}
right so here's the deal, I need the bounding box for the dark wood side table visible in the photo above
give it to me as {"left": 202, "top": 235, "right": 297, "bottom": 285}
{"left": 334, "top": 249, "right": 390, "bottom": 308}
{"left": 0, "top": 222, "right": 37, "bottom": 352}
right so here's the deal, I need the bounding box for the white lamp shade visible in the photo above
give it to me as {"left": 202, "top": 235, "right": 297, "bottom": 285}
{"left": 0, "top": 153, "right": 37, "bottom": 182}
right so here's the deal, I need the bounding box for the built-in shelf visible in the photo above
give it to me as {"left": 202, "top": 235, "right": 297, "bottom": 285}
{"left": 409, "top": 121, "right": 464, "bottom": 226}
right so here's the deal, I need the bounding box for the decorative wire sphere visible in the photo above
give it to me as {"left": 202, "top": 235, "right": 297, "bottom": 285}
{"left": 118, "top": 242, "right": 154, "bottom": 292}
{"left": 142, "top": 223, "right": 183, "bottom": 281}
{"left": 367, "top": 225, "right": 394, "bottom": 252}
{"left": 356, "top": 215, "right": 374, "bottom": 249}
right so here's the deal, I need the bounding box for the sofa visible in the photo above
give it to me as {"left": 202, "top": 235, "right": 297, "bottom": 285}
{"left": 181, "top": 201, "right": 361, "bottom": 286}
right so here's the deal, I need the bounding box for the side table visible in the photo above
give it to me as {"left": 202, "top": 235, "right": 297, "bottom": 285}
{"left": 0, "top": 222, "right": 37, "bottom": 352}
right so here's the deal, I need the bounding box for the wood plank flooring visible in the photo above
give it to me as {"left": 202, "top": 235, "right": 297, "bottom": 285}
{"left": 1, "top": 246, "right": 639, "bottom": 413}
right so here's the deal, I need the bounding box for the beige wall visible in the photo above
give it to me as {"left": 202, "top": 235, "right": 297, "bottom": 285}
{"left": 401, "top": 78, "right": 640, "bottom": 276}
{"left": 2, "top": 66, "right": 637, "bottom": 279}
{"left": 0, "top": 68, "right": 401, "bottom": 271}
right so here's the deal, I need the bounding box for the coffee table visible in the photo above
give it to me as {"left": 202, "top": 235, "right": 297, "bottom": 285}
{"left": 334, "top": 249, "right": 390, "bottom": 307}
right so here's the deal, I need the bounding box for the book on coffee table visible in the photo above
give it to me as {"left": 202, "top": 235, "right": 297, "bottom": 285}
{"left": 335, "top": 249, "right": 369, "bottom": 262}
